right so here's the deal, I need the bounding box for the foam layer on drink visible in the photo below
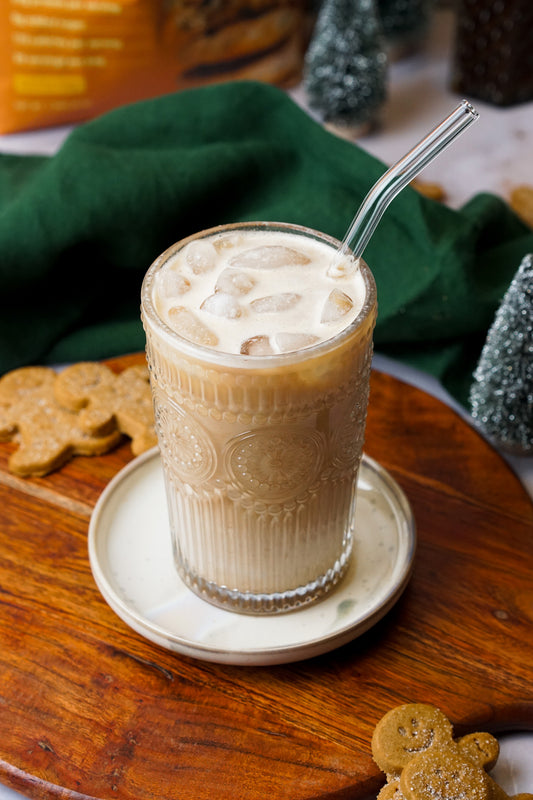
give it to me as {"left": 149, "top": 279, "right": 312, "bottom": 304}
{"left": 153, "top": 229, "right": 366, "bottom": 356}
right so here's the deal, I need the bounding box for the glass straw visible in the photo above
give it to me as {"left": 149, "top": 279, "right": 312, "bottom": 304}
{"left": 331, "top": 100, "right": 479, "bottom": 267}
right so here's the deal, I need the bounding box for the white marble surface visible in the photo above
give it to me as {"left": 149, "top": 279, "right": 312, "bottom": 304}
{"left": 1, "top": 7, "right": 532, "bottom": 799}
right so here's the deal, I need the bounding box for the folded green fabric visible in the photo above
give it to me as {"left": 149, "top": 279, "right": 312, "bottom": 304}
{"left": 1, "top": 80, "right": 531, "bottom": 405}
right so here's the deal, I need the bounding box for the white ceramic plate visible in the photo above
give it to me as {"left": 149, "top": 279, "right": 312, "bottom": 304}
{"left": 88, "top": 449, "right": 416, "bottom": 665}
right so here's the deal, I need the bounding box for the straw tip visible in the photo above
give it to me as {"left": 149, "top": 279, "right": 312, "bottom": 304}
{"left": 461, "top": 99, "right": 480, "bottom": 120}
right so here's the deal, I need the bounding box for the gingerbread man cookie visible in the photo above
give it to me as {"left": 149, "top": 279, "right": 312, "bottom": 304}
{"left": 372, "top": 703, "right": 457, "bottom": 778}
{"left": 372, "top": 703, "right": 532, "bottom": 800}
{"left": 54, "top": 362, "right": 157, "bottom": 456}
{"left": 0, "top": 366, "right": 121, "bottom": 476}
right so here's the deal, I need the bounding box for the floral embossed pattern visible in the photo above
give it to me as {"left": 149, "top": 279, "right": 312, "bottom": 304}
{"left": 153, "top": 387, "right": 215, "bottom": 484}
{"left": 331, "top": 397, "right": 369, "bottom": 469}
{"left": 225, "top": 427, "right": 325, "bottom": 503}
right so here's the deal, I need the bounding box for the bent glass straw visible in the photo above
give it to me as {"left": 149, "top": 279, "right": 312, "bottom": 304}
{"left": 333, "top": 100, "right": 479, "bottom": 265}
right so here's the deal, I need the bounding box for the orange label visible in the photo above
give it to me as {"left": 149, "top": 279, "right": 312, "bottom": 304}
{"left": 13, "top": 73, "right": 87, "bottom": 96}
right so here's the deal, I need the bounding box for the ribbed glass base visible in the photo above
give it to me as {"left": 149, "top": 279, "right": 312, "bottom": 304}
{"left": 175, "top": 535, "right": 353, "bottom": 615}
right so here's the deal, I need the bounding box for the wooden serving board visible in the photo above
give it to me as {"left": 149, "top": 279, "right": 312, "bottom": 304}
{"left": 0, "top": 353, "right": 532, "bottom": 800}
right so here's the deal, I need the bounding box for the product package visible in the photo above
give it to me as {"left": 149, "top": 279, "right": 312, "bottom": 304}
{"left": 0, "top": 0, "right": 308, "bottom": 134}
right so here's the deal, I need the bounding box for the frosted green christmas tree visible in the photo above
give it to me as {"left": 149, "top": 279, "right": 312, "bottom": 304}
{"left": 304, "top": 0, "right": 387, "bottom": 133}
{"left": 469, "top": 253, "right": 533, "bottom": 453}
{"left": 376, "top": 0, "right": 434, "bottom": 56}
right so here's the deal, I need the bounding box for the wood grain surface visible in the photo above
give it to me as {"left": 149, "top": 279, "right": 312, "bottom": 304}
{"left": 0, "top": 353, "right": 532, "bottom": 800}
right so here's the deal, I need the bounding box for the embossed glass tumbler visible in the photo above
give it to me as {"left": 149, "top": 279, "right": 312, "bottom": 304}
{"left": 141, "top": 222, "right": 377, "bottom": 614}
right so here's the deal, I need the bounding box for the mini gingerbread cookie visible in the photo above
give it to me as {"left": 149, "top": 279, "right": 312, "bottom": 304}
{"left": 54, "top": 362, "right": 157, "bottom": 456}
{"left": 400, "top": 747, "right": 492, "bottom": 800}
{"left": 372, "top": 703, "right": 532, "bottom": 800}
{"left": 0, "top": 366, "right": 121, "bottom": 476}
{"left": 400, "top": 743, "right": 532, "bottom": 800}
{"left": 372, "top": 703, "right": 456, "bottom": 778}
{"left": 457, "top": 731, "right": 500, "bottom": 772}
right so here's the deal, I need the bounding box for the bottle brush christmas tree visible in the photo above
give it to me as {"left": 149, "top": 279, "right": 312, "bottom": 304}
{"left": 304, "top": 0, "right": 387, "bottom": 135}
{"left": 469, "top": 253, "right": 533, "bottom": 454}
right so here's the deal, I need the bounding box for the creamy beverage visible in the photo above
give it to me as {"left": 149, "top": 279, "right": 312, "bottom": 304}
{"left": 141, "top": 222, "right": 377, "bottom": 614}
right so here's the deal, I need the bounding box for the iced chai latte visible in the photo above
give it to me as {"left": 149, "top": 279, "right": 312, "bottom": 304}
{"left": 141, "top": 222, "right": 377, "bottom": 614}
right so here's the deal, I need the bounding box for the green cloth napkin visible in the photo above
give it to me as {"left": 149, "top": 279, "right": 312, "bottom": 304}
{"left": 1, "top": 80, "right": 531, "bottom": 405}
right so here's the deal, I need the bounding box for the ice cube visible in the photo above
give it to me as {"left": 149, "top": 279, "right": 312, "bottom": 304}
{"left": 158, "top": 269, "right": 191, "bottom": 298}
{"left": 212, "top": 233, "right": 243, "bottom": 252}
{"left": 326, "top": 255, "right": 361, "bottom": 279}
{"left": 240, "top": 335, "right": 274, "bottom": 355}
{"left": 250, "top": 293, "right": 301, "bottom": 314}
{"left": 200, "top": 293, "right": 243, "bottom": 319}
{"left": 183, "top": 240, "right": 217, "bottom": 274}
{"left": 215, "top": 268, "right": 255, "bottom": 296}
{"left": 168, "top": 306, "right": 218, "bottom": 347}
{"left": 230, "top": 246, "right": 311, "bottom": 270}
{"left": 320, "top": 289, "right": 354, "bottom": 323}
{"left": 274, "top": 332, "right": 319, "bottom": 352}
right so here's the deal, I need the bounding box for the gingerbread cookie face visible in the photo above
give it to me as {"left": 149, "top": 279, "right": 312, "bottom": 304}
{"left": 0, "top": 366, "right": 121, "bottom": 476}
{"left": 372, "top": 703, "right": 454, "bottom": 776}
{"left": 457, "top": 732, "right": 500, "bottom": 772}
